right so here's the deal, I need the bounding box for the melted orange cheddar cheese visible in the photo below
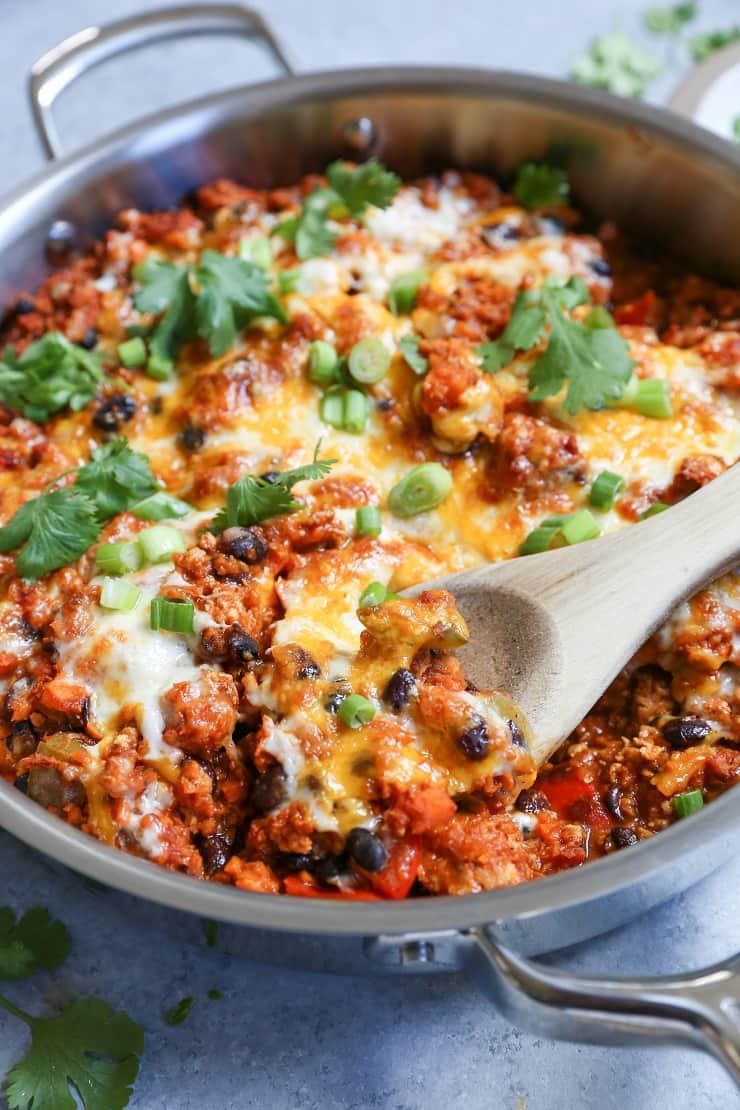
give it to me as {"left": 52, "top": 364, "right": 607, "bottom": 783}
{"left": 0, "top": 167, "right": 738, "bottom": 899}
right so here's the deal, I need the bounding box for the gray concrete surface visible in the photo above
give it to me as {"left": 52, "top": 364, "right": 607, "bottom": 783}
{"left": 0, "top": 1, "right": 739, "bottom": 1107}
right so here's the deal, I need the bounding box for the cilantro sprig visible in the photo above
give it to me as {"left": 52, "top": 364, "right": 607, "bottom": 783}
{"left": 133, "top": 249, "right": 288, "bottom": 371}
{"left": 0, "top": 438, "right": 158, "bottom": 580}
{"left": 212, "top": 448, "right": 336, "bottom": 532}
{"left": 478, "top": 276, "right": 635, "bottom": 414}
{"left": 0, "top": 905, "right": 144, "bottom": 1110}
{"left": 279, "top": 159, "right": 401, "bottom": 261}
{"left": 643, "top": 2, "right": 696, "bottom": 34}
{"left": 689, "top": 25, "right": 740, "bottom": 60}
{"left": 513, "top": 163, "right": 570, "bottom": 210}
{"left": 0, "top": 333, "right": 103, "bottom": 423}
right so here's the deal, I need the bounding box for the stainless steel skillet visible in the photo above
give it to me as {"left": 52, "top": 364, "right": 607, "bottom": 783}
{"left": 0, "top": 2, "right": 738, "bottom": 1081}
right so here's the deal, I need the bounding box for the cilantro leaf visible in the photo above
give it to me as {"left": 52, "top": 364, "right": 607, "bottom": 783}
{"left": 284, "top": 160, "right": 401, "bottom": 261}
{"left": 4, "top": 997, "right": 143, "bottom": 1110}
{"left": 75, "top": 439, "right": 158, "bottom": 520}
{"left": 689, "top": 26, "right": 740, "bottom": 60}
{"left": 399, "top": 335, "right": 428, "bottom": 376}
{"left": 325, "top": 159, "right": 401, "bottom": 218}
{"left": 571, "top": 31, "right": 662, "bottom": 97}
{"left": 195, "top": 251, "right": 287, "bottom": 357}
{"left": 0, "top": 334, "right": 103, "bottom": 423}
{"left": 643, "top": 2, "right": 696, "bottom": 34}
{"left": 0, "top": 487, "right": 100, "bottom": 581}
{"left": 479, "top": 276, "right": 634, "bottom": 413}
{"left": 0, "top": 908, "right": 71, "bottom": 980}
{"left": 212, "top": 449, "right": 337, "bottom": 532}
{"left": 133, "top": 258, "right": 197, "bottom": 370}
{"left": 513, "top": 164, "right": 570, "bottom": 209}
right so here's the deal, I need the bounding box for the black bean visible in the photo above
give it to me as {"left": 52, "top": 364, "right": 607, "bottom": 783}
{"left": 8, "top": 720, "right": 38, "bottom": 760}
{"left": 604, "top": 784, "right": 624, "bottom": 820}
{"left": 13, "top": 297, "right": 35, "bottom": 316}
{"left": 458, "top": 720, "right": 489, "bottom": 762}
{"left": 376, "top": 398, "right": 393, "bottom": 412}
{"left": 610, "top": 826, "right": 638, "bottom": 850}
{"left": 250, "top": 765, "right": 287, "bottom": 813}
{"left": 13, "top": 773, "right": 28, "bottom": 794}
{"left": 227, "top": 627, "right": 260, "bottom": 665}
{"left": 346, "top": 827, "right": 388, "bottom": 872}
{"left": 508, "top": 720, "right": 526, "bottom": 747}
{"left": 79, "top": 327, "right": 98, "bottom": 350}
{"left": 93, "top": 393, "right": 137, "bottom": 432}
{"left": 294, "top": 648, "right": 321, "bottom": 681}
{"left": 324, "top": 692, "right": 346, "bottom": 714}
{"left": 383, "top": 668, "right": 417, "bottom": 712}
{"left": 590, "top": 258, "right": 612, "bottom": 278}
{"left": 260, "top": 470, "right": 281, "bottom": 485}
{"left": 516, "top": 789, "right": 550, "bottom": 814}
{"left": 199, "top": 833, "right": 231, "bottom": 875}
{"left": 279, "top": 852, "right": 314, "bottom": 873}
{"left": 221, "top": 526, "right": 268, "bottom": 564}
{"left": 180, "top": 424, "right": 206, "bottom": 452}
{"left": 661, "top": 716, "right": 712, "bottom": 750}
{"left": 314, "top": 856, "right": 342, "bottom": 886}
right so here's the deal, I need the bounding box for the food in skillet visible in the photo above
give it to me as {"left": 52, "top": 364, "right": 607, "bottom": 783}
{"left": 0, "top": 160, "right": 737, "bottom": 899}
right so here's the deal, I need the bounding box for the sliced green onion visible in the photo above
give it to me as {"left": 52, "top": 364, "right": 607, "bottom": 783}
{"left": 640, "top": 502, "right": 670, "bottom": 520}
{"left": 307, "top": 340, "right": 339, "bottom": 386}
{"left": 519, "top": 523, "right": 562, "bottom": 556}
{"left": 388, "top": 462, "right": 452, "bottom": 518}
{"left": 99, "top": 577, "right": 142, "bottom": 612}
{"left": 388, "top": 269, "right": 427, "bottom": 315}
{"left": 138, "top": 524, "right": 186, "bottom": 565}
{"left": 319, "top": 391, "right": 346, "bottom": 429}
{"left": 356, "top": 505, "right": 382, "bottom": 538}
{"left": 348, "top": 337, "right": 391, "bottom": 385}
{"left": 337, "top": 693, "right": 377, "bottom": 729}
{"left": 343, "top": 389, "right": 370, "bottom": 433}
{"left": 238, "top": 236, "right": 272, "bottom": 270}
{"left": 278, "top": 268, "right": 301, "bottom": 294}
{"left": 589, "top": 470, "right": 625, "bottom": 511}
{"left": 359, "top": 580, "right": 393, "bottom": 607}
{"left": 132, "top": 492, "right": 193, "bottom": 521}
{"left": 633, "top": 377, "right": 673, "bottom": 419}
{"left": 399, "top": 334, "right": 428, "bottom": 376}
{"left": 150, "top": 596, "right": 195, "bottom": 634}
{"left": 554, "top": 509, "right": 601, "bottom": 546}
{"left": 95, "top": 541, "right": 142, "bottom": 576}
{"left": 611, "top": 374, "right": 639, "bottom": 407}
{"left": 117, "top": 337, "right": 147, "bottom": 368}
{"left": 673, "top": 789, "right": 704, "bottom": 818}
{"left": 146, "top": 353, "right": 174, "bottom": 381}
{"left": 521, "top": 510, "right": 600, "bottom": 555}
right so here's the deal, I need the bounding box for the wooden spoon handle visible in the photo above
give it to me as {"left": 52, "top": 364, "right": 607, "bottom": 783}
{"left": 487, "top": 463, "right": 740, "bottom": 763}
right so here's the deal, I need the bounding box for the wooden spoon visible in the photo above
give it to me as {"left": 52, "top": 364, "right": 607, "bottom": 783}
{"left": 414, "top": 464, "right": 740, "bottom": 767}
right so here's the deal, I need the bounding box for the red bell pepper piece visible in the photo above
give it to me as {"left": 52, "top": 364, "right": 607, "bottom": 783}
{"left": 539, "top": 773, "right": 612, "bottom": 831}
{"left": 614, "top": 290, "right": 657, "bottom": 327}
{"left": 283, "top": 875, "right": 382, "bottom": 901}
{"left": 367, "top": 836, "right": 422, "bottom": 899}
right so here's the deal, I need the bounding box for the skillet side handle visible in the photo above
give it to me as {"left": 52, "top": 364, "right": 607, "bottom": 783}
{"left": 29, "top": 3, "right": 295, "bottom": 160}
{"left": 668, "top": 40, "right": 740, "bottom": 138}
{"left": 466, "top": 928, "right": 740, "bottom": 1086}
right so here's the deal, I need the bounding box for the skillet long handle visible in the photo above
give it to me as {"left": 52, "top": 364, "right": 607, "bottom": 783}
{"left": 28, "top": 3, "right": 295, "bottom": 160}
{"left": 467, "top": 928, "right": 740, "bottom": 1085}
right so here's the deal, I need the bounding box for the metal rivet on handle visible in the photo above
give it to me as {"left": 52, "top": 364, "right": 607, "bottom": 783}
{"left": 45, "top": 219, "right": 76, "bottom": 264}
{"left": 341, "top": 117, "right": 378, "bottom": 156}
{"left": 400, "top": 940, "right": 435, "bottom": 965}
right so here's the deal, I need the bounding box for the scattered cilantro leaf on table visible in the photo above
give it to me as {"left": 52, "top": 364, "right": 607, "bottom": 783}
{"left": 0, "top": 333, "right": 104, "bottom": 423}
{"left": 3, "top": 998, "right": 144, "bottom": 1110}
{"left": 689, "top": 25, "right": 740, "bottom": 60}
{"left": 164, "top": 996, "right": 195, "bottom": 1027}
{"left": 0, "top": 438, "right": 158, "bottom": 580}
{"left": 571, "top": 31, "right": 662, "bottom": 97}
{"left": 212, "top": 447, "right": 337, "bottom": 531}
{"left": 478, "top": 276, "right": 635, "bottom": 414}
{"left": 513, "top": 163, "right": 570, "bottom": 209}
{"left": 643, "top": 2, "right": 696, "bottom": 34}
{"left": 278, "top": 159, "right": 401, "bottom": 260}
{"left": 0, "top": 908, "right": 71, "bottom": 980}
